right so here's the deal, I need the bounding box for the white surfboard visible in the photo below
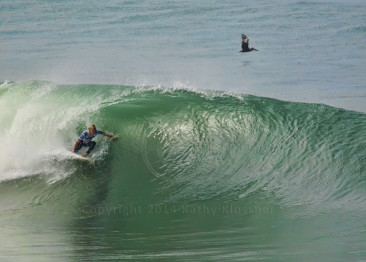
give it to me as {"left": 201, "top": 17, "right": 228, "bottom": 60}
{"left": 41, "top": 150, "right": 93, "bottom": 165}
{"left": 69, "top": 148, "right": 93, "bottom": 162}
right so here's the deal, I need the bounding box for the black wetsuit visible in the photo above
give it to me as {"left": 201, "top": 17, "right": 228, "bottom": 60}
{"left": 74, "top": 140, "right": 96, "bottom": 154}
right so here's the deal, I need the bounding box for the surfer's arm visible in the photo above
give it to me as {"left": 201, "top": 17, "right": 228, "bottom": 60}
{"left": 102, "top": 131, "right": 117, "bottom": 140}
{"left": 72, "top": 140, "right": 81, "bottom": 152}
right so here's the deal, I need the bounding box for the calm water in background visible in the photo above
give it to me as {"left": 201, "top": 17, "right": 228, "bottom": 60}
{"left": 0, "top": 1, "right": 366, "bottom": 261}
{"left": 1, "top": 0, "right": 365, "bottom": 111}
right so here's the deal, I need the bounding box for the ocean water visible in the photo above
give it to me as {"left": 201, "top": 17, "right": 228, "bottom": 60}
{"left": 0, "top": 1, "right": 366, "bottom": 261}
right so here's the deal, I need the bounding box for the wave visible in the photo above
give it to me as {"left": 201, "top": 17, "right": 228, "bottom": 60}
{"left": 0, "top": 80, "right": 365, "bottom": 218}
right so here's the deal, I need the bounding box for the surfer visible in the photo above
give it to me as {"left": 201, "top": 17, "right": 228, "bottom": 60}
{"left": 72, "top": 124, "right": 117, "bottom": 157}
{"left": 240, "top": 34, "right": 258, "bottom": 52}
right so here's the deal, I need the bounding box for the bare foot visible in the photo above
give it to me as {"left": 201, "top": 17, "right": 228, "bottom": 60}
{"left": 82, "top": 153, "right": 88, "bottom": 157}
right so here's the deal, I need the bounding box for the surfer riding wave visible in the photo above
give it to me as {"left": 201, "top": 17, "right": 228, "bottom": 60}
{"left": 72, "top": 124, "right": 117, "bottom": 157}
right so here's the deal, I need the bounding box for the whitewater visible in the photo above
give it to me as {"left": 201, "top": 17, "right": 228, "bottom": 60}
{"left": 1, "top": 0, "right": 366, "bottom": 261}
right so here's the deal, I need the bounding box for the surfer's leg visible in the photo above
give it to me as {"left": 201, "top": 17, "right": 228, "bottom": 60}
{"left": 74, "top": 141, "right": 85, "bottom": 152}
{"left": 86, "top": 141, "right": 96, "bottom": 154}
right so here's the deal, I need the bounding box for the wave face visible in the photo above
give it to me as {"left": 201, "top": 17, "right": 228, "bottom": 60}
{"left": 1, "top": 80, "right": 365, "bottom": 209}
{"left": 0, "top": 81, "right": 366, "bottom": 261}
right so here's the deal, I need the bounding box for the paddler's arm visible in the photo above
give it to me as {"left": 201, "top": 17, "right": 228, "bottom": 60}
{"left": 102, "top": 131, "right": 117, "bottom": 140}
{"left": 72, "top": 140, "right": 81, "bottom": 152}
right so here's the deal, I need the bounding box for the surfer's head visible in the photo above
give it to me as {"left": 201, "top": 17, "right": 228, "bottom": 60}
{"left": 88, "top": 124, "right": 97, "bottom": 134}
{"left": 242, "top": 34, "right": 247, "bottom": 39}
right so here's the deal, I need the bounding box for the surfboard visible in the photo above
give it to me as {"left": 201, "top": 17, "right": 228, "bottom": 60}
{"left": 74, "top": 155, "right": 93, "bottom": 162}
{"left": 70, "top": 148, "right": 93, "bottom": 163}
{"left": 43, "top": 149, "right": 93, "bottom": 165}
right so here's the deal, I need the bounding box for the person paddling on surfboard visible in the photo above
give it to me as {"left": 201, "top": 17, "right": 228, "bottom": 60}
{"left": 240, "top": 34, "right": 258, "bottom": 52}
{"left": 72, "top": 124, "right": 117, "bottom": 157}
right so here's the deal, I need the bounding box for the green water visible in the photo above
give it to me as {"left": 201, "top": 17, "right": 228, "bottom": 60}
{"left": 0, "top": 81, "right": 365, "bottom": 261}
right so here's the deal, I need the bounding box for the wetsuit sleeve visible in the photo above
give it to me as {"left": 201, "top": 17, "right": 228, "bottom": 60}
{"left": 96, "top": 130, "right": 103, "bottom": 135}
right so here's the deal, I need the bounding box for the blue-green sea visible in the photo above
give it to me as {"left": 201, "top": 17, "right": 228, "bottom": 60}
{"left": 1, "top": 1, "right": 366, "bottom": 261}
